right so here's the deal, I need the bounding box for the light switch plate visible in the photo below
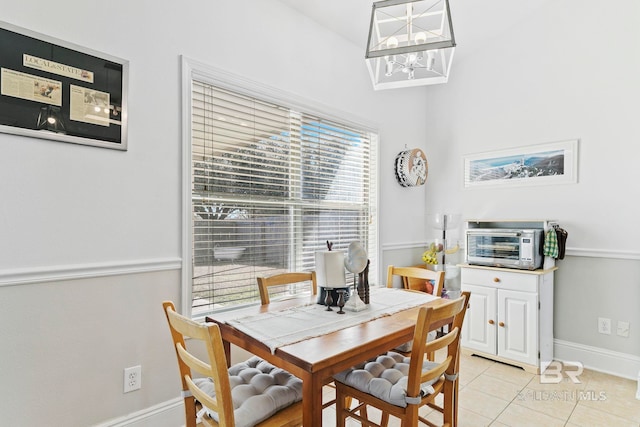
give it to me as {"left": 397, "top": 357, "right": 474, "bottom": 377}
{"left": 617, "top": 321, "right": 630, "bottom": 338}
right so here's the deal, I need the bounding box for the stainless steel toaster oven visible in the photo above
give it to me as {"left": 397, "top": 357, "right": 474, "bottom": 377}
{"left": 465, "top": 228, "right": 543, "bottom": 270}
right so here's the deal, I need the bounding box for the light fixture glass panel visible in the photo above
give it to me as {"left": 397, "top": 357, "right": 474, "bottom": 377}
{"left": 365, "top": 0, "right": 456, "bottom": 90}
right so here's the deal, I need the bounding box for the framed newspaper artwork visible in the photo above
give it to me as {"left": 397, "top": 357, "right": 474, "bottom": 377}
{"left": 0, "top": 21, "right": 128, "bottom": 150}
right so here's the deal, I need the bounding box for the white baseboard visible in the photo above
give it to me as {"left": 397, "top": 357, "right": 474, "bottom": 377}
{"left": 95, "top": 397, "right": 184, "bottom": 427}
{"left": 554, "top": 339, "right": 640, "bottom": 380}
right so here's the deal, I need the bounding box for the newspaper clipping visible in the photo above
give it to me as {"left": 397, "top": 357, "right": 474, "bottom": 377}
{"left": 1, "top": 68, "right": 62, "bottom": 106}
{"left": 69, "top": 84, "right": 110, "bottom": 127}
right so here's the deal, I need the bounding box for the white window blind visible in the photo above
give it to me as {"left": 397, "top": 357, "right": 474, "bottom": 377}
{"left": 189, "top": 78, "right": 378, "bottom": 316}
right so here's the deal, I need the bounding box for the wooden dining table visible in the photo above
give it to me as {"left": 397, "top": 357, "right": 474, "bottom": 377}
{"left": 206, "top": 288, "right": 452, "bottom": 427}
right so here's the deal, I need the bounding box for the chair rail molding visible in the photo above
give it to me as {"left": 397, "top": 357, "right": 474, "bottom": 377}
{"left": 566, "top": 247, "right": 640, "bottom": 260}
{"left": 382, "top": 241, "right": 433, "bottom": 251}
{"left": 383, "top": 242, "right": 639, "bottom": 260}
{"left": 0, "top": 257, "right": 181, "bottom": 287}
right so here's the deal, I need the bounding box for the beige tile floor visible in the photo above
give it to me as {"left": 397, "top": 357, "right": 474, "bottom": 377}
{"left": 321, "top": 351, "right": 640, "bottom": 426}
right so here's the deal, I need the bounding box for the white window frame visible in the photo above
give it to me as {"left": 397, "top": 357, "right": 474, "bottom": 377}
{"left": 181, "top": 56, "right": 379, "bottom": 318}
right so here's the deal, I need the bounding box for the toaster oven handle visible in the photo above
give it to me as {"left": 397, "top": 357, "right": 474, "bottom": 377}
{"left": 467, "top": 231, "right": 522, "bottom": 237}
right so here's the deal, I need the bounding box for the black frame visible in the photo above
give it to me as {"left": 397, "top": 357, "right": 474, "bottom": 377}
{"left": 0, "top": 21, "right": 128, "bottom": 150}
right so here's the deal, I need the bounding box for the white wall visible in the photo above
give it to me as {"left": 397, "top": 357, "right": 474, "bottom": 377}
{"left": 2, "top": 1, "right": 638, "bottom": 425}
{"left": 423, "top": 0, "right": 640, "bottom": 376}
{"left": 0, "top": 270, "right": 183, "bottom": 426}
{"left": 0, "top": 0, "right": 432, "bottom": 425}
{"left": 0, "top": 0, "right": 430, "bottom": 273}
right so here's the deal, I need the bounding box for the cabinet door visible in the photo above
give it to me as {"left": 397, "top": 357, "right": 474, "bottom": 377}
{"left": 461, "top": 284, "right": 497, "bottom": 355}
{"left": 497, "top": 289, "right": 538, "bottom": 366}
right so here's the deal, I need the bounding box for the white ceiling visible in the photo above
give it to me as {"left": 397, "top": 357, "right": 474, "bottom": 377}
{"left": 277, "top": 0, "right": 554, "bottom": 60}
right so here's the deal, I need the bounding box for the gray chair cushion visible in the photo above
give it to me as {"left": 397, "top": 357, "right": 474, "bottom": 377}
{"left": 334, "top": 351, "right": 440, "bottom": 408}
{"left": 194, "top": 356, "right": 302, "bottom": 427}
{"left": 395, "top": 329, "right": 436, "bottom": 353}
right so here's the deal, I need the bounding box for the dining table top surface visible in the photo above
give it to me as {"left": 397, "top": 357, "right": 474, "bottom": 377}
{"left": 206, "top": 288, "right": 449, "bottom": 370}
{"left": 205, "top": 287, "right": 452, "bottom": 426}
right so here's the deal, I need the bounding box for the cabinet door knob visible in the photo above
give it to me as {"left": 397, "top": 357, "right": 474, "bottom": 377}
{"left": 493, "top": 277, "right": 500, "bottom": 283}
{"left": 499, "top": 322, "right": 505, "bottom": 327}
{"left": 488, "top": 319, "right": 495, "bottom": 325}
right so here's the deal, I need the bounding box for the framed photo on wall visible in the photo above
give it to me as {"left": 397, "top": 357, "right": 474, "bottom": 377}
{"left": 0, "top": 21, "right": 128, "bottom": 150}
{"left": 464, "top": 139, "right": 579, "bottom": 188}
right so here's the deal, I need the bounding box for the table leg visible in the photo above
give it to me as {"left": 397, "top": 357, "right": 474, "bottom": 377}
{"left": 301, "top": 372, "right": 325, "bottom": 426}
{"left": 222, "top": 340, "right": 231, "bottom": 367}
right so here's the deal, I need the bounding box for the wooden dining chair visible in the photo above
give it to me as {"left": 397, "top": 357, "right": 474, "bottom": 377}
{"left": 333, "top": 292, "right": 470, "bottom": 427}
{"left": 257, "top": 271, "right": 318, "bottom": 305}
{"left": 387, "top": 265, "right": 446, "bottom": 357}
{"left": 162, "top": 301, "right": 303, "bottom": 427}
{"left": 387, "top": 265, "right": 445, "bottom": 297}
{"left": 257, "top": 272, "right": 346, "bottom": 410}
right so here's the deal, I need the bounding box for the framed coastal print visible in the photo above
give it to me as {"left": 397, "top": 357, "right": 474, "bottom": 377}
{"left": 0, "top": 21, "right": 128, "bottom": 150}
{"left": 464, "top": 139, "right": 579, "bottom": 188}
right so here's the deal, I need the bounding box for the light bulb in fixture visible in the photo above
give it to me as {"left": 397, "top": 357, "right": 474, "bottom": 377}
{"left": 385, "top": 60, "right": 394, "bottom": 76}
{"left": 47, "top": 116, "right": 56, "bottom": 124}
{"left": 414, "top": 32, "right": 427, "bottom": 44}
{"left": 426, "top": 50, "right": 437, "bottom": 71}
{"left": 386, "top": 36, "right": 399, "bottom": 49}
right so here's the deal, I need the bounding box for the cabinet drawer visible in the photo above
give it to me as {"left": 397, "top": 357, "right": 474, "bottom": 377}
{"left": 462, "top": 267, "right": 538, "bottom": 292}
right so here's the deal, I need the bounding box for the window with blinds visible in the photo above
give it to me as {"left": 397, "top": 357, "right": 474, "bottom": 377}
{"left": 188, "top": 76, "right": 378, "bottom": 317}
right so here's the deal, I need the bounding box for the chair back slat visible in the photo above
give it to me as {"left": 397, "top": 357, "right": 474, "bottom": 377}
{"left": 419, "top": 355, "right": 452, "bottom": 384}
{"left": 387, "top": 265, "right": 445, "bottom": 297}
{"left": 423, "top": 327, "right": 458, "bottom": 355}
{"left": 258, "top": 271, "right": 317, "bottom": 305}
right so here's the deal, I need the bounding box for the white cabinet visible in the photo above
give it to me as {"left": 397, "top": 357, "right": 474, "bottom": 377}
{"left": 461, "top": 265, "right": 555, "bottom": 373}
{"left": 462, "top": 283, "right": 496, "bottom": 355}
{"left": 498, "top": 288, "right": 538, "bottom": 365}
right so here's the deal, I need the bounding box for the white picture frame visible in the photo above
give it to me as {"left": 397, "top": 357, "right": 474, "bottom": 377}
{"left": 464, "top": 139, "right": 579, "bottom": 189}
{"left": 0, "top": 20, "right": 128, "bottom": 150}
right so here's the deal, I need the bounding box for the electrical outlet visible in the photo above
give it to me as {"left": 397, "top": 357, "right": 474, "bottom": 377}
{"left": 124, "top": 365, "right": 141, "bottom": 393}
{"left": 617, "top": 321, "right": 630, "bottom": 338}
{"left": 598, "top": 317, "right": 611, "bottom": 335}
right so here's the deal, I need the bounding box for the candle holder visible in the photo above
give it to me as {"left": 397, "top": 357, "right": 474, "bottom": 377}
{"left": 343, "top": 274, "right": 367, "bottom": 312}
{"left": 336, "top": 290, "right": 347, "bottom": 314}
{"left": 324, "top": 287, "right": 334, "bottom": 311}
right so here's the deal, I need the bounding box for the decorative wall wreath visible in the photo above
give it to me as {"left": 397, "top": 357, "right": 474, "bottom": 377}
{"left": 394, "top": 148, "right": 428, "bottom": 187}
